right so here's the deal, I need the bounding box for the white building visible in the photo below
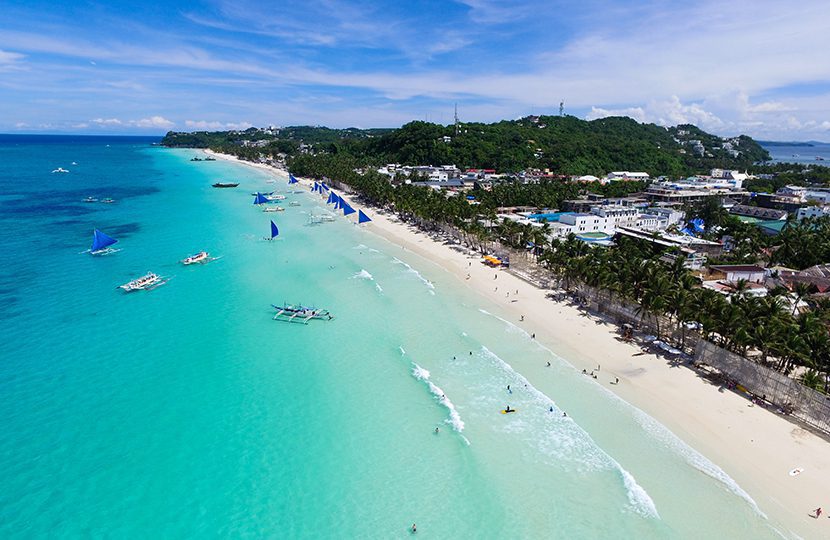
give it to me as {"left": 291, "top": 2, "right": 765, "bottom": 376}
{"left": 648, "top": 207, "right": 685, "bottom": 228}
{"left": 606, "top": 171, "right": 650, "bottom": 182}
{"left": 797, "top": 206, "right": 830, "bottom": 220}
{"left": 636, "top": 213, "right": 669, "bottom": 231}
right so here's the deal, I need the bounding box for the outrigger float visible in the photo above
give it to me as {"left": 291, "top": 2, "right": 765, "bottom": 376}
{"left": 272, "top": 303, "right": 333, "bottom": 324}
{"left": 119, "top": 272, "right": 167, "bottom": 292}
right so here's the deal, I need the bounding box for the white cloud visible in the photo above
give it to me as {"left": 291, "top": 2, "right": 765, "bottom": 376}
{"left": 185, "top": 119, "right": 253, "bottom": 130}
{"left": 14, "top": 122, "right": 28, "bottom": 128}
{"left": 586, "top": 97, "right": 724, "bottom": 131}
{"left": 91, "top": 116, "right": 173, "bottom": 129}
{"left": 0, "top": 49, "right": 24, "bottom": 64}
{"left": 92, "top": 117, "right": 123, "bottom": 125}
{"left": 130, "top": 116, "right": 174, "bottom": 128}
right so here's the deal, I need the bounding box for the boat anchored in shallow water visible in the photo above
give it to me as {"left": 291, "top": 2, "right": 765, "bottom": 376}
{"left": 119, "top": 272, "right": 167, "bottom": 292}
{"left": 272, "top": 303, "right": 333, "bottom": 324}
{"left": 212, "top": 182, "right": 239, "bottom": 188}
{"left": 263, "top": 206, "right": 284, "bottom": 213}
{"left": 52, "top": 167, "right": 69, "bottom": 173}
{"left": 180, "top": 251, "right": 219, "bottom": 265}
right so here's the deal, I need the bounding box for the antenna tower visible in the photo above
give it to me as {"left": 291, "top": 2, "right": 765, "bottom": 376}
{"left": 559, "top": 100, "right": 564, "bottom": 116}
{"left": 454, "top": 103, "right": 459, "bottom": 136}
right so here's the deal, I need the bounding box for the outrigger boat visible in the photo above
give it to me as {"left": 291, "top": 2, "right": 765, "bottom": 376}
{"left": 289, "top": 201, "right": 301, "bottom": 207}
{"left": 263, "top": 206, "right": 284, "bottom": 213}
{"left": 308, "top": 211, "right": 336, "bottom": 225}
{"left": 87, "top": 229, "right": 120, "bottom": 255}
{"left": 180, "top": 251, "right": 219, "bottom": 265}
{"left": 272, "top": 303, "right": 333, "bottom": 324}
{"left": 119, "top": 272, "right": 167, "bottom": 292}
{"left": 212, "top": 182, "right": 239, "bottom": 188}
{"left": 83, "top": 196, "right": 98, "bottom": 203}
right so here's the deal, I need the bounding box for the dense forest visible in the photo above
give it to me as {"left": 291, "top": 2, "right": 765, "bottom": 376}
{"left": 162, "top": 115, "right": 770, "bottom": 176}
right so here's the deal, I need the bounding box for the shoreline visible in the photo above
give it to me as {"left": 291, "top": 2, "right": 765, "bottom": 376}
{"left": 203, "top": 148, "right": 829, "bottom": 537}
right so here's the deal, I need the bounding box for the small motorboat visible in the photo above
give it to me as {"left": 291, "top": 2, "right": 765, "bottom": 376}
{"left": 263, "top": 206, "right": 284, "bottom": 213}
{"left": 83, "top": 196, "right": 98, "bottom": 203}
{"left": 52, "top": 167, "right": 69, "bottom": 173}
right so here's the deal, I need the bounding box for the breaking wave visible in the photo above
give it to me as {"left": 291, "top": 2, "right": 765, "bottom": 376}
{"left": 392, "top": 257, "right": 435, "bottom": 294}
{"left": 479, "top": 345, "right": 658, "bottom": 518}
{"left": 411, "top": 362, "right": 466, "bottom": 435}
{"left": 476, "top": 309, "right": 762, "bottom": 517}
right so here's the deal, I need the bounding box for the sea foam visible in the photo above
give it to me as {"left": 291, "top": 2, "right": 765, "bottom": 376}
{"left": 392, "top": 257, "right": 435, "bottom": 294}
{"left": 478, "top": 345, "right": 659, "bottom": 518}
{"left": 352, "top": 269, "right": 383, "bottom": 293}
{"left": 410, "top": 362, "right": 468, "bottom": 440}
{"left": 476, "top": 308, "right": 763, "bottom": 518}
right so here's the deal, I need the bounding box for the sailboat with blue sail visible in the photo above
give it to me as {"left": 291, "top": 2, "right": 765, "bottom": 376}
{"left": 253, "top": 192, "right": 269, "bottom": 205}
{"left": 358, "top": 210, "right": 372, "bottom": 224}
{"left": 87, "top": 229, "right": 120, "bottom": 255}
{"left": 266, "top": 220, "right": 280, "bottom": 241}
{"left": 342, "top": 202, "right": 356, "bottom": 216}
{"left": 288, "top": 173, "right": 299, "bottom": 185}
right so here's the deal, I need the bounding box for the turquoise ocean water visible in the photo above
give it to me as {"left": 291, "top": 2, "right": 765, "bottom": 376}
{"left": 0, "top": 136, "right": 787, "bottom": 538}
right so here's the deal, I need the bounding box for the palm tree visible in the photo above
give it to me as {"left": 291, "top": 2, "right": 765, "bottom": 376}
{"left": 790, "top": 282, "right": 813, "bottom": 316}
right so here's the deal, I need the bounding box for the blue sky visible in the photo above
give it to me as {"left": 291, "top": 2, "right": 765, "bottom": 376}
{"left": 1, "top": 0, "right": 828, "bottom": 140}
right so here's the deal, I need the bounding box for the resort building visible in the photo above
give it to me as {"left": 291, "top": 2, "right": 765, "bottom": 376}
{"left": 796, "top": 205, "right": 830, "bottom": 221}
{"left": 644, "top": 177, "right": 748, "bottom": 203}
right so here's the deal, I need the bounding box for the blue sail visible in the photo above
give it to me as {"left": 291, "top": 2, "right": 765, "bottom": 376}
{"left": 91, "top": 229, "right": 118, "bottom": 252}
{"left": 288, "top": 174, "right": 298, "bottom": 184}
{"left": 254, "top": 192, "right": 269, "bottom": 205}
{"left": 312, "top": 182, "right": 320, "bottom": 193}
{"left": 333, "top": 194, "right": 341, "bottom": 209}
{"left": 358, "top": 209, "right": 372, "bottom": 223}
{"left": 326, "top": 192, "right": 335, "bottom": 204}
{"left": 342, "top": 203, "right": 356, "bottom": 216}
{"left": 321, "top": 182, "right": 329, "bottom": 191}
{"left": 270, "top": 220, "right": 279, "bottom": 238}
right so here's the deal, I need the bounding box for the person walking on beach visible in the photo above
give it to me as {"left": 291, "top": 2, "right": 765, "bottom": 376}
{"left": 814, "top": 507, "right": 822, "bottom": 518}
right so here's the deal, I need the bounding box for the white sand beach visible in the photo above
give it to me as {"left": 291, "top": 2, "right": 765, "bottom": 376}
{"left": 206, "top": 149, "right": 830, "bottom": 538}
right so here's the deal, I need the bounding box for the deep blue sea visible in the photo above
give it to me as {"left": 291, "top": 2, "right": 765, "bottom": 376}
{"left": 760, "top": 141, "right": 830, "bottom": 164}
{"left": 0, "top": 136, "right": 786, "bottom": 538}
